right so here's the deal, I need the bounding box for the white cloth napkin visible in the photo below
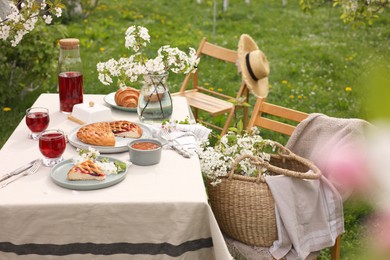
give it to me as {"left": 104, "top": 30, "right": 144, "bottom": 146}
{"left": 149, "top": 123, "right": 212, "bottom": 150}
{"left": 172, "top": 124, "right": 211, "bottom": 149}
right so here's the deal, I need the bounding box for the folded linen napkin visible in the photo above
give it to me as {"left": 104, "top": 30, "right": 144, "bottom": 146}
{"left": 172, "top": 124, "right": 212, "bottom": 149}
{"left": 150, "top": 123, "right": 212, "bottom": 151}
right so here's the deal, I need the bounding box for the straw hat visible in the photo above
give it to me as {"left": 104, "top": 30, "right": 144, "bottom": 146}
{"left": 238, "top": 34, "right": 270, "bottom": 98}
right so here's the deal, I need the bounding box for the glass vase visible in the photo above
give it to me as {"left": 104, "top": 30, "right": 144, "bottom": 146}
{"left": 137, "top": 73, "right": 173, "bottom": 123}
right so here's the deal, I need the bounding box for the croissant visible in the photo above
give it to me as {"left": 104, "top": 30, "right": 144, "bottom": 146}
{"left": 114, "top": 87, "right": 140, "bottom": 108}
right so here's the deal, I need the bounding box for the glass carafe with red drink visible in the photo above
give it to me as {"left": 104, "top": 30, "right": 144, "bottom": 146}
{"left": 58, "top": 38, "right": 83, "bottom": 113}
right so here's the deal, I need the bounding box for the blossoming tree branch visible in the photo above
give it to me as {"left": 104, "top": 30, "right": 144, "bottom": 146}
{"left": 0, "top": 0, "right": 63, "bottom": 46}
{"left": 300, "top": 0, "right": 390, "bottom": 26}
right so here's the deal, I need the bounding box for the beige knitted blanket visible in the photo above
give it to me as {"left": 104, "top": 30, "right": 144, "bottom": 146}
{"left": 286, "top": 113, "right": 372, "bottom": 200}
{"left": 286, "top": 113, "right": 370, "bottom": 165}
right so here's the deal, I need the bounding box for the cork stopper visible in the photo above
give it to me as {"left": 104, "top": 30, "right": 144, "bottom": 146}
{"left": 89, "top": 101, "right": 95, "bottom": 107}
{"left": 59, "top": 38, "right": 80, "bottom": 50}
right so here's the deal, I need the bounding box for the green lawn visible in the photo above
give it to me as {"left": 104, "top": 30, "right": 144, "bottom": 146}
{"left": 1, "top": 0, "right": 389, "bottom": 258}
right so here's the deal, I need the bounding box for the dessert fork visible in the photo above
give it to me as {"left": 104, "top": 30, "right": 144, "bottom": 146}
{"left": 0, "top": 159, "right": 42, "bottom": 188}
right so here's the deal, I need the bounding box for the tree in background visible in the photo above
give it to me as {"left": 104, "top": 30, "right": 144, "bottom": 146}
{"left": 0, "top": 0, "right": 66, "bottom": 105}
{"left": 300, "top": 0, "right": 390, "bottom": 27}
{"left": 0, "top": 0, "right": 63, "bottom": 46}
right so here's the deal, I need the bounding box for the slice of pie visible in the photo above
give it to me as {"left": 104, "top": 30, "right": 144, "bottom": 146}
{"left": 67, "top": 160, "right": 105, "bottom": 181}
{"left": 110, "top": 120, "right": 143, "bottom": 138}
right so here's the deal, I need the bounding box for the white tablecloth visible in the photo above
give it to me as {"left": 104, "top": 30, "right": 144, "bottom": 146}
{"left": 0, "top": 94, "right": 232, "bottom": 260}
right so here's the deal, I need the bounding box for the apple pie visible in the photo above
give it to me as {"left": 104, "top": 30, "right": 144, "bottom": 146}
{"left": 67, "top": 160, "right": 105, "bottom": 181}
{"left": 76, "top": 120, "right": 143, "bottom": 146}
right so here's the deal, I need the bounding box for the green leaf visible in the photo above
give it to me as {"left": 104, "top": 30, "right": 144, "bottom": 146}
{"left": 228, "top": 127, "right": 238, "bottom": 133}
{"left": 242, "top": 102, "right": 251, "bottom": 107}
{"left": 114, "top": 161, "right": 127, "bottom": 172}
{"left": 100, "top": 157, "right": 109, "bottom": 163}
{"left": 237, "top": 120, "right": 243, "bottom": 134}
{"left": 226, "top": 135, "right": 237, "bottom": 144}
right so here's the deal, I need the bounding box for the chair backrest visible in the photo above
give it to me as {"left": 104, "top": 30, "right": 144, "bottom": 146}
{"left": 200, "top": 39, "right": 237, "bottom": 63}
{"left": 178, "top": 38, "right": 250, "bottom": 132}
{"left": 179, "top": 37, "right": 247, "bottom": 100}
{"left": 247, "top": 97, "right": 341, "bottom": 260}
{"left": 247, "top": 97, "right": 308, "bottom": 136}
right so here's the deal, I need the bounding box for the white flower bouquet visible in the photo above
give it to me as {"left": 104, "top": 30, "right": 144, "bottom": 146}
{"left": 198, "top": 128, "right": 274, "bottom": 186}
{"left": 97, "top": 25, "right": 199, "bottom": 88}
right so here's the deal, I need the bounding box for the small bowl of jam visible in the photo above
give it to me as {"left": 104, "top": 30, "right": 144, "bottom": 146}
{"left": 127, "top": 139, "right": 162, "bottom": 166}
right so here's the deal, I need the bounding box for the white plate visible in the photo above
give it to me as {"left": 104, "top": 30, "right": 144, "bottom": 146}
{"left": 104, "top": 92, "right": 137, "bottom": 112}
{"left": 50, "top": 157, "right": 128, "bottom": 190}
{"left": 68, "top": 122, "right": 153, "bottom": 153}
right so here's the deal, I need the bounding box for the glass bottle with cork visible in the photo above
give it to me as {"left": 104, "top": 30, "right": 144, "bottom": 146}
{"left": 58, "top": 38, "right": 83, "bottom": 113}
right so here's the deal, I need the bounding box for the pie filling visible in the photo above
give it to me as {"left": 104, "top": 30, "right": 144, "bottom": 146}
{"left": 111, "top": 123, "right": 137, "bottom": 134}
{"left": 75, "top": 167, "right": 104, "bottom": 176}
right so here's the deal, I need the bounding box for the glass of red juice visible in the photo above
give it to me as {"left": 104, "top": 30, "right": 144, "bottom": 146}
{"left": 59, "top": 71, "right": 83, "bottom": 113}
{"left": 25, "top": 107, "right": 50, "bottom": 140}
{"left": 39, "top": 129, "right": 66, "bottom": 167}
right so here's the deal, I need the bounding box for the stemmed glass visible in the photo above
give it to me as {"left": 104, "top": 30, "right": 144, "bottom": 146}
{"left": 25, "top": 107, "right": 50, "bottom": 140}
{"left": 39, "top": 129, "right": 66, "bottom": 167}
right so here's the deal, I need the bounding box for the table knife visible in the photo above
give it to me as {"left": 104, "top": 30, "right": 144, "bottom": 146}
{"left": 0, "top": 160, "right": 36, "bottom": 183}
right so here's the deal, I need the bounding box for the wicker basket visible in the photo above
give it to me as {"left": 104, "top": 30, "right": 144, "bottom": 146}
{"left": 206, "top": 142, "right": 321, "bottom": 247}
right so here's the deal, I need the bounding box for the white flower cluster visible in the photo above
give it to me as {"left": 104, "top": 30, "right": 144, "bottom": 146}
{"left": 125, "top": 25, "right": 150, "bottom": 52}
{"left": 197, "top": 129, "right": 274, "bottom": 186}
{"left": 73, "top": 147, "right": 120, "bottom": 175}
{"left": 157, "top": 45, "right": 198, "bottom": 74}
{"left": 73, "top": 147, "right": 100, "bottom": 165}
{"left": 0, "top": 0, "right": 62, "bottom": 46}
{"left": 95, "top": 161, "right": 119, "bottom": 175}
{"left": 161, "top": 119, "right": 178, "bottom": 132}
{"left": 97, "top": 25, "right": 199, "bottom": 87}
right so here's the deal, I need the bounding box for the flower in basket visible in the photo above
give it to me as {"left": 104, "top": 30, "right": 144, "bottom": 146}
{"left": 198, "top": 128, "right": 274, "bottom": 186}
{"left": 96, "top": 25, "right": 199, "bottom": 88}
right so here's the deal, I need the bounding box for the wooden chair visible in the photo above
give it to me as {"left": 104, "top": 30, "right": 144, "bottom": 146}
{"left": 247, "top": 97, "right": 341, "bottom": 260}
{"left": 172, "top": 37, "right": 249, "bottom": 136}
{"left": 247, "top": 97, "right": 308, "bottom": 135}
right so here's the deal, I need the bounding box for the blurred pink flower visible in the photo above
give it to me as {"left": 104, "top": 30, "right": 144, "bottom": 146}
{"left": 321, "top": 143, "right": 371, "bottom": 199}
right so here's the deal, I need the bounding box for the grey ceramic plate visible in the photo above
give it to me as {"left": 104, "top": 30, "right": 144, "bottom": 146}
{"left": 50, "top": 157, "right": 128, "bottom": 190}
{"left": 104, "top": 92, "right": 137, "bottom": 112}
{"left": 68, "top": 122, "right": 153, "bottom": 154}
